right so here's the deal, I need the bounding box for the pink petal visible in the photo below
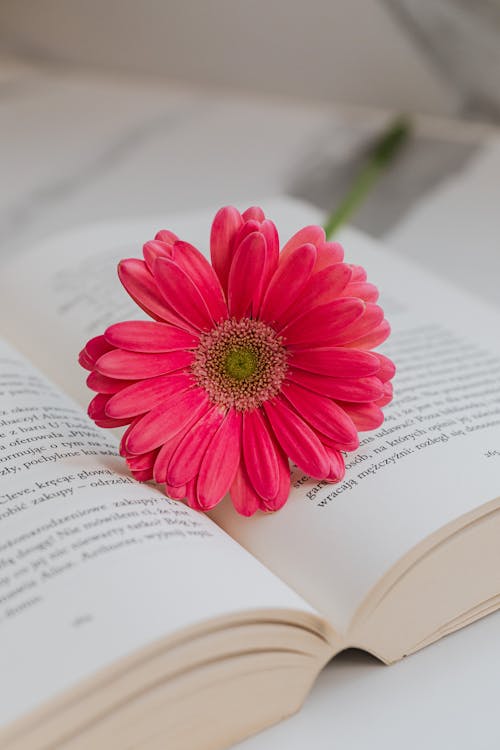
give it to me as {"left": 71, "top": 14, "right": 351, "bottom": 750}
{"left": 186, "top": 479, "right": 203, "bottom": 511}
{"left": 104, "top": 320, "right": 199, "bottom": 353}
{"left": 242, "top": 206, "right": 265, "bottom": 222}
{"left": 325, "top": 447, "right": 346, "bottom": 482}
{"left": 277, "top": 263, "right": 352, "bottom": 327}
{"left": 344, "top": 320, "right": 391, "bottom": 350}
{"left": 130, "top": 469, "right": 153, "bottom": 483}
{"left": 210, "top": 206, "right": 243, "bottom": 294}
{"left": 281, "top": 381, "right": 359, "bottom": 450}
{"left": 96, "top": 349, "right": 193, "bottom": 379}
{"left": 166, "top": 484, "right": 187, "bottom": 500}
{"left": 94, "top": 416, "right": 132, "bottom": 429}
{"left": 373, "top": 352, "right": 396, "bottom": 382}
{"left": 286, "top": 369, "right": 384, "bottom": 402}
{"left": 230, "top": 463, "right": 261, "bottom": 517}
{"left": 348, "top": 264, "right": 367, "bottom": 282}
{"left": 341, "top": 281, "right": 379, "bottom": 303}
{"left": 86, "top": 371, "right": 135, "bottom": 394}
{"left": 172, "top": 241, "right": 228, "bottom": 323}
{"left": 242, "top": 409, "right": 279, "bottom": 499}
{"left": 257, "top": 220, "right": 280, "bottom": 298}
{"left": 119, "top": 417, "right": 141, "bottom": 456}
{"left": 339, "top": 402, "right": 384, "bottom": 431}
{"left": 82, "top": 335, "right": 114, "bottom": 368}
{"left": 227, "top": 231, "right": 268, "bottom": 318}
{"left": 167, "top": 406, "right": 225, "bottom": 487}
{"left": 118, "top": 258, "right": 192, "bottom": 329}
{"left": 281, "top": 298, "right": 365, "bottom": 347}
{"left": 155, "top": 229, "right": 179, "bottom": 243}
{"left": 231, "top": 219, "right": 261, "bottom": 253}
{"left": 280, "top": 225, "right": 325, "bottom": 264}
{"left": 153, "top": 257, "right": 214, "bottom": 331}
{"left": 290, "top": 347, "right": 380, "bottom": 377}
{"left": 196, "top": 409, "right": 242, "bottom": 510}
{"left": 376, "top": 380, "right": 393, "bottom": 407}
{"left": 125, "top": 388, "right": 210, "bottom": 455}
{"left": 264, "top": 396, "right": 330, "bottom": 479}
{"left": 127, "top": 449, "right": 158, "bottom": 472}
{"left": 259, "top": 243, "right": 317, "bottom": 325}
{"left": 154, "top": 430, "right": 191, "bottom": 484}
{"left": 142, "top": 239, "right": 175, "bottom": 273}
{"left": 106, "top": 372, "right": 193, "bottom": 418}
{"left": 259, "top": 439, "right": 290, "bottom": 511}
{"left": 329, "top": 303, "right": 384, "bottom": 346}
{"left": 88, "top": 393, "right": 112, "bottom": 421}
{"left": 79, "top": 349, "right": 95, "bottom": 371}
{"left": 314, "top": 241, "right": 344, "bottom": 271}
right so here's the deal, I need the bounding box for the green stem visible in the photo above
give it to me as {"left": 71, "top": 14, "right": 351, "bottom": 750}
{"left": 323, "top": 115, "right": 412, "bottom": 240}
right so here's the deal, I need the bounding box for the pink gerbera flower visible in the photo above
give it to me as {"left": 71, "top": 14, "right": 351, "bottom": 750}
{"left": 80, "top": 206, "right": 395, "bottom": 516}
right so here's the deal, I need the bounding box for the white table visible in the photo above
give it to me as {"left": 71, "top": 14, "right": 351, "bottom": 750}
{"left": 2, "top": 55, "right": 499, "bottom": 750}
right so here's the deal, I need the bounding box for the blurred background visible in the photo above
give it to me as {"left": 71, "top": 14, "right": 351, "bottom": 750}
{"left": 1, "top": 0, "right": 499, "bottom": 300}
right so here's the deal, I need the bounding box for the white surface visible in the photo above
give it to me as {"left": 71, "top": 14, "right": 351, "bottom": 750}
{"left": 1, "top": 58, "right": 499, "bottom": 748}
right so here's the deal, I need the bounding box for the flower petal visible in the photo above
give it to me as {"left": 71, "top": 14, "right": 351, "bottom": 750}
{"left": 167, "top": 406, "right": 225, "bottom": 487}
{"left": 290, "top": 347, "right": 380, "bottom": 377}
{"left": 259, "top": 439, "right": 290, "bottom": 511}
{"left": 341, "top": 281, "right": 379, "bottom": 303}
{"left": 339, "top": 402, "right": 384, "bottom": 431}
{"left": 142, "top": 239, "right": 175, "bottom": 273}
{"left": 210, "top": 206, "right": 243, "bottom": 294}
{"left": 154, "top": 258, "right": 214, "bottom": 331}
{"left": 96, "top": 349, "right": 193, "bottom": 379}
{"left": 230, "top": 463, "right": 261, "bottom": 517}
{"left": 154, "top": 429, "right": 193, "bottom": 484}
{"left": 166, "top": 483, "right": 187, "bottom": 500}
{"left": 286, "top": 369, "right": 384, "bottom": 402}
{"left": 264, "top": 396, "right": 330, "bottom": 479}
{"left": 242, "top": 206, "right": 265, "bottom": 222}
{"left": 259, "top": 243, "right": 317, "bottom": 325}
{"left": 348, "top": 265, "right": 368, "bottom": 282}
{"left": 373, "top": 352, "right": 396, "bottom": 382}
{"left": 104, "top": 320, "right": 199, "bottom": 353}
{"left": 105, "top": 372, "right": 193, "bottom": 418}
{"left": 281, "top": 298, "right": 365, "bottom": 347}
{"left": 172, "top": 241, "right": 228, "bottom": 323}
{"left": 344, "top": 320, "right": 391, "bottom": 350}
{"left": 125, "top": 387, "right": 210, "bottom": 454}
{"left": 325, "top": 447, "right": 346, "bottom": 482}
{"left": 376, "top": 380, "right": 393, "bottom": 407}
{"left": 88, "top": 393, "right": 112, "bottom": 421}
{"left": 257, "top": 219, "right": 280, "bottom": 297}
{"left": 155, "top": 229, "right": 178, "bottom": 243}
{"left": 277, "top": 263, "right": 352, "bottom": 327}
{"left": 118, "top": 258, "right": 191, "bottom": 328}
{"left": 86, "top": 371, "right": 135, "bottom": 394}
{"left": 80, "top": 335, "right": 114, "bottom": 370}
{"left": 280, "top": 225, "right": 325, "bottom": 264}
{"left": 196, "top": 409, "right": 242, "bottom": 510}
{"left": 242, "top": 409, "right": 279, "bottom": 499}
{"left": 329, "top": 304, "right": 384, "bottom": 346}
{"left": 281, "top": 381, "right": 359, "bottom": 450}
{"left": 314, "top": 241, "right": 344, "bottom": 270}
{"left": 227, "top": 231, "right": 268, "bottom": 318}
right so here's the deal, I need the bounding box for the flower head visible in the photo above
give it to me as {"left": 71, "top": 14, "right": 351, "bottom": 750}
{"left": 80, "top": 206, "right": 395, "bottom": 515}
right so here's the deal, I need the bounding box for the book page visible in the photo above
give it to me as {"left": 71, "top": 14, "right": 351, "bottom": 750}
{"left": 212, "top": 226, "right": 500, "bottom": 631}
{"left": 1, "top": 198, "right": 499, "bottom": 634}
{"left": 0, "top": 339, "right": 314, "bottom": 728}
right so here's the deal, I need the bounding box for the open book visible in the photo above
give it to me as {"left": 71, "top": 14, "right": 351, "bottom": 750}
{"left": 0, "top": 198, "right": 499, "bottom": 750}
